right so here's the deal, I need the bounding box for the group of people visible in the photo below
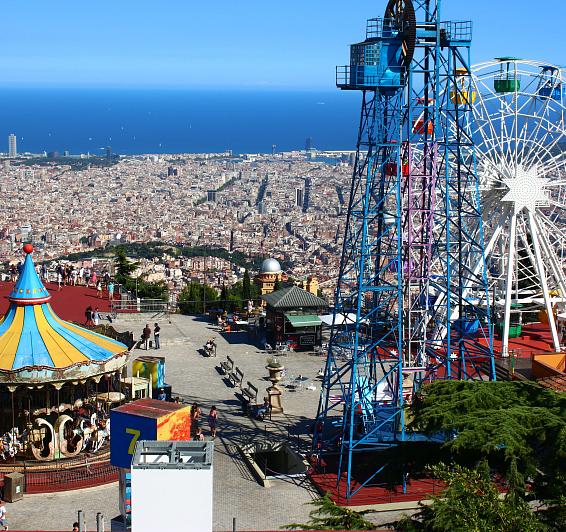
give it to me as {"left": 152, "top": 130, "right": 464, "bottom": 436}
{"left": 141, "top": 323, "right": 161, "bottom": 349}
{"left": 38, "top": 263, "right": 116, "bottom": 300}
{"left": 84, "top": 306, "right": 102, "bottom": 327}
{"left": 190, "top": 403, "right": 217, "bottom": 440}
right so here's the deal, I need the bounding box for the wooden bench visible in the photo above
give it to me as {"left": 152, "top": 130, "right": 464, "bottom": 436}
{"left": 220, "top": 355, "right": 234, "bottom": 375}
{"left": 228, "top": 366, "right": 244, "bottom": 388}
{"left": 241, "top": 381, "right": 258, "bottom": 406}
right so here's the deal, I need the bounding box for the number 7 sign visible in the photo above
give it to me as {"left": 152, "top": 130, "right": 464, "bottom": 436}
{"left": 111, "top": 399, "right": 191, "bottom": 469}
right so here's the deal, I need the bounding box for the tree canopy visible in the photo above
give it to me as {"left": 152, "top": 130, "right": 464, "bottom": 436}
{"left": 177, "top": 282, "right": 218, "bottom": 314}
{"left": 405, "top": 380, "right": 566, "bottom": 529}
{"left": 409, "top": 381, "right": 566, "bottom": 476}
{"left": 113, "top": 246, "right": 168, "bottom": 300}
{"left": 394, "top": 462, "right": 543, "bottom": 532}
{"left": 284, "top": 492, "right": 376, "bottom": 530}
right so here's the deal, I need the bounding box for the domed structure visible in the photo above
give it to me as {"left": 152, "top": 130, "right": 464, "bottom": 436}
{"left": 260, "top": 258, "right": 282, "bottom": 275}
{"left": 256, "top": 258, "right": 285, "bottom": 298}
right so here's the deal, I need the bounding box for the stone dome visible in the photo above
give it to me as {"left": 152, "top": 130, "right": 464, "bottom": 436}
{"left": 260, "top": 258, "right": 282, "bottom": 274}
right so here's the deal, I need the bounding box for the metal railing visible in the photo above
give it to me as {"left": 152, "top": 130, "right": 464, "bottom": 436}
{"left": 109, "top": 284, "right": 170, "bottom": 317}
{"left": 336, "top": 65, "right": 405, "bottom": 89}
{"left": 0, "top": 454, "right": 119, "bottom": 494}
{"left": 441, "top": 20, "right": 473, "bottom": 42}
{"left": 365, "top": 17, "right": 404, "bottom": 39}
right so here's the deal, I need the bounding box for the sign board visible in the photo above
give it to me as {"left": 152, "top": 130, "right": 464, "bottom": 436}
{"left": 110, "top": 398, "right": 191, "bottom": 469}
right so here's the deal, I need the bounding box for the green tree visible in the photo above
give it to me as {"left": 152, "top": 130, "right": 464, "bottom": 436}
{"left": 394, "top": 462, "right": 543, "bottom": 532}
{"left": 114, "top": 246, "right": 137, "bottom": 285}
{"left": 220, "top": 284, "right": 228, "bottom": 307}
{"left": 135, "top": 279, "right": 168, "bottom": 300}
{"left": 242, "top": 269, "right": 251, "bottom": 300}
{"left": 409, "top": 381, "right": 565, "bottom": 472}
{"left": 283, "top": 492, "right": 376, "bottom": 530}
{"left": 113, "top": 247, "right": 168, "bottom": 300}
{"left": 407, "top": 380, "right": 566, "bottom": 527}
{"left": 178, "top": 282, "right": 218, "bottom": 314}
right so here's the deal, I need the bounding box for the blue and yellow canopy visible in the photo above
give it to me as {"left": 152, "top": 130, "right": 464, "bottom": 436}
{"left": 0, "top": 246, "right": 128, "bottom": 383}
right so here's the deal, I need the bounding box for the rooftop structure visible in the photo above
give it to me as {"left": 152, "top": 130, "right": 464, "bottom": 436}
{"left": 8, "top": 133, "right": 16, "bottom": 158}
{"left": 260, "top": 258, "right": 282, "bottom": 274}
{"left": 262, "top": 285, "right": 326, "bottom": 310}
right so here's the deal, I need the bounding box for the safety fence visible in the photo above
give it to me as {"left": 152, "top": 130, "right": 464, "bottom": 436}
{"left": 0, "top": 454, "right": 118, "bottom": 494}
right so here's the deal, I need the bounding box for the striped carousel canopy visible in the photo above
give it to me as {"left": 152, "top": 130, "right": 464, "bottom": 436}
{"left": 0, "top": 244, "right": 128, "bottom": 380}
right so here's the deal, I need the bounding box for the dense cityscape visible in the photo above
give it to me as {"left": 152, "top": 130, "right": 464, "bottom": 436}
{"left": 0, "top": 141, "right": 357, "bottom": 302}
{"left": 0, "top": 0, "right": 565, "bottom": 531}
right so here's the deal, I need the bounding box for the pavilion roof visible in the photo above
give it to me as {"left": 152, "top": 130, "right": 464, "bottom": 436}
{"left": 262, "top": 285, "right": 328, "bottom": 310}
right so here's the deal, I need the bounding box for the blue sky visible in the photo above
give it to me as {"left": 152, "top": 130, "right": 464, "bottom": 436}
{"left": 3, "top": 0, "right": 564, "bottom": 89}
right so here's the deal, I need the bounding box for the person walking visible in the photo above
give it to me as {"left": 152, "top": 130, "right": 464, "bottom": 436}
{"left": 207, "top": 406, "right": 217, "bottom": 438}
{"left": 107, "top": 280, "right": 114, "bottom": 301}
{"left": 153, "top": 323, "right": 161, "bottom": 349}
{"left": 142, "top": 324, "right": 151, "bottom": 350}
{"left": 190, "top": 402, "right": 201, "bottom": 437}
{"left": 85, "top": 306, "right": 93, "bottom": 326}
{"left": 0, "top": 499, "right": 8, "bottom": 531}
{"left": 56, "top": 269, "right": 61, "bottom": 290}
{"left": 96, "top": 280, "right": 103, "bottom": 299}
{"left": 93, "top": 307, "right": 100, "bottom": 326}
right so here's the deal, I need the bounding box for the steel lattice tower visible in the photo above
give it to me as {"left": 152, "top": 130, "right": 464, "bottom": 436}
{"left": 312, "top": 0, "right": 495, "bottom": 500}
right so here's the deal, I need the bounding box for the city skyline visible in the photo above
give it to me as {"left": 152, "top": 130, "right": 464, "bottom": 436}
{"left": 1, "top": 0, "right": 563, "bottom": 89}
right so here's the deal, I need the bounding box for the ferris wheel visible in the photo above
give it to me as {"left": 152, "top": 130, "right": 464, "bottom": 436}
{"left": 471, "top": 58, "right": 566, "bottom": 355}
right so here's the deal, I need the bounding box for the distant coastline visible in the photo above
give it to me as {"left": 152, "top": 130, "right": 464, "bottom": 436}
{"left": 0, "top": 87, "right": 359, "bottom": 155}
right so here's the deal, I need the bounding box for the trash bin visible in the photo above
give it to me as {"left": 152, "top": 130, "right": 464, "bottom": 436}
{"left": 3, "top": 472, "right": 24, "bottom": 502}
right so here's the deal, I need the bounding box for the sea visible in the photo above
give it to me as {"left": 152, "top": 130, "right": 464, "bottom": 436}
{"left": 0, "top": 88, "right": 361, "bottom": 155}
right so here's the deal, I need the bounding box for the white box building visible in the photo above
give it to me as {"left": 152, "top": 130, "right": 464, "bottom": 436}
{"left": 131, "top": 440, "right": 213, "bottom": 532}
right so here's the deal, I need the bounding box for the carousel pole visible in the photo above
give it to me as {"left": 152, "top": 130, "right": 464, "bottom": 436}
{"left": 8, "top": 385, "right": 17, "bottom": 463}
{"left": 55, "top": 382, "right": 62, "bottom": 464}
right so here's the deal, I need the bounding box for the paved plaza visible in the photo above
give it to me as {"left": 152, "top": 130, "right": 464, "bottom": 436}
{"left": 6, "top": 313, "right": 405, "bottom": 530}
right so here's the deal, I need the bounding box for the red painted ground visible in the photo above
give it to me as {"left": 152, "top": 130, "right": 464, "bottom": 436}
{"left": 310, "top": 471, "right": 444, "bottom": 506}
{"left": 493, "top": 323, "right": 556, "bottom": 357}
{"left": 0, "top": 281, "right": 113, "bottom": 323}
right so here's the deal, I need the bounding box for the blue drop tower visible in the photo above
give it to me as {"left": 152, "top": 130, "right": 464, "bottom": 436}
{"left": 312, "top": 0, "right": 494, "bottom": 501}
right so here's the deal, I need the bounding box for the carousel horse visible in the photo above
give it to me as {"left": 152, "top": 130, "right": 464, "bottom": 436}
{"left": 92, "top": 419, "right": 110, "bottom": 452}
{"left": 29, "top": 417, "right": 55, "bottom": 461}
{"left": 55, "top": 414, "right": 83, "bottom": 458}
{"left": 0, "top": 428, "right": 23, "bottom": 460}
{"left": 29, "top": 414, "right": 93, "bottom": 460}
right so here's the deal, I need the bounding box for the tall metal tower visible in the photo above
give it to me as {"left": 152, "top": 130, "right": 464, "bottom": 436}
{"left": 313, "top": 0, "right": 495, "bottom": 500}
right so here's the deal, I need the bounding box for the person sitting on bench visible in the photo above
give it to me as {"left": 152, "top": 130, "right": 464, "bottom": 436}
{"left": 205, "top": 337, "right": 216, "bottom": 356}
{"left": 255, "top": 397, "right": 271, "bottom": 420}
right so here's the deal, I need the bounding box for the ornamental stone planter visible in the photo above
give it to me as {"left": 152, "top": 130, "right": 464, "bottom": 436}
{"left": 265, "top": 364, "right": 285, "bottom": 414}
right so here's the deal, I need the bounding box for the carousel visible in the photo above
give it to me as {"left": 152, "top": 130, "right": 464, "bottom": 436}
{"left": 0, "top": 244, "right": 130, "bottom": 464}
